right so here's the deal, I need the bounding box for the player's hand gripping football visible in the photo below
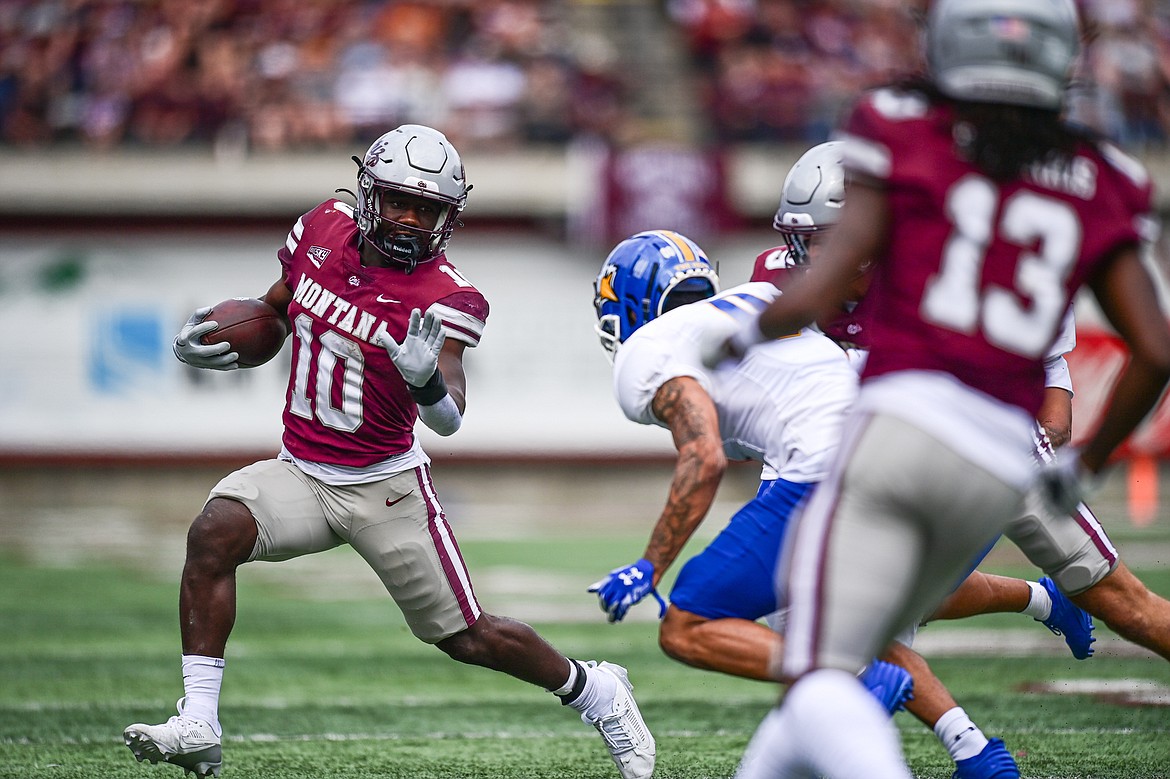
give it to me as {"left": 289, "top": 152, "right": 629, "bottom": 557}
{"left": 173, "top": 306, "right": 239, "bottom": 370}
{"left": 376, "top": 308, "right": 445, "bottom": 387}
{"left": 1037, "top": 447, "right": 1099, "bottom": 516}
{"left": 588, "top": 558, "right": 668, "bottom": 623}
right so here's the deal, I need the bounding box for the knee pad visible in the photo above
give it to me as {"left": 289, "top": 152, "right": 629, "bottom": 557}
{"left": 1005, "top": 506, "right": 1117, "bottom": 595}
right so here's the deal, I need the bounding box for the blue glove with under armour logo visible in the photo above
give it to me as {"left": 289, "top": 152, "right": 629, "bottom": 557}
{"left": 587, "top": 558, "right": 668, "bottom": 623}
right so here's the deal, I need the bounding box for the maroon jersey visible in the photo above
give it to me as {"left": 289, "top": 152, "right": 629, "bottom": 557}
{"left": 752, "top": 245, "right": 872, "bottom": 349}
{"left": 276, "top": 200, "right": 488, "bottom": 467}
{"left": 840, "top": 87, "right": 1154, "bottom": 416}
{"left": 750, "top": 245, "right": 800, "bottom": 286}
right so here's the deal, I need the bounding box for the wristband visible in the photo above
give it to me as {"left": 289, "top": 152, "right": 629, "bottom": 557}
{"left": 409, "top": 369, "right": 448, "bottom": 406}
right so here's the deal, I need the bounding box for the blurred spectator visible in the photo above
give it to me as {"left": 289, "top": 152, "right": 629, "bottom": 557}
{"left": 519, "top": 55, "right": 576, "bottom": 144}
{"left": 671, "top": 0, "right": 1170, "bottom": 149}
{"left": 1086, "top": 20, "right": 1169, "bottom": 149}
{"left": 4, "top": 0, "right": 1170, "bottom": 153}
{"left": 0, "top": 0, "right": 600, "bottom": 152}
{"left": 441, "top": 43, "right": 528, "bottom": 150}
{"left": 564, "top": 33, "right": 628, "bottom": 143}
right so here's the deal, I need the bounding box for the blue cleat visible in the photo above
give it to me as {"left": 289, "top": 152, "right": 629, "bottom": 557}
{"left": 1037, "top": 576, "right": 1095, "bottom": 659}
{"left": 859, "top": 659, "right": 914, "bottom": 714}
{"left": 952, "top": 737, "right": 1019, "bottom": 779}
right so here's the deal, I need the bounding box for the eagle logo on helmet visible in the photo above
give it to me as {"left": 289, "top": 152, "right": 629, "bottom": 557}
{"left": 592, "top": 231, "right": 719, "bottom": 362}
{"left": 596, "top": 266, "right": 619, "bottom": 304}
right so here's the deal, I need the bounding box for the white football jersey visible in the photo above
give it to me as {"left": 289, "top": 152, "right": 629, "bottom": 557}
{"left": 612, "top": 282, "right": 858, "bottom": 482}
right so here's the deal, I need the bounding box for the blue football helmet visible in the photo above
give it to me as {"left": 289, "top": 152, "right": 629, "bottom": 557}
{"left": 593, "top": 230, "right": 720, "bottom": 358}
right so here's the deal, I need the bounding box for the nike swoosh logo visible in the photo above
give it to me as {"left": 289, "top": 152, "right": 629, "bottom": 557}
{"left": 386, "top": 491, "right": 413, "bottom": 507}
{"left": 376, "top": 295, "right": 400, "bottom": 303}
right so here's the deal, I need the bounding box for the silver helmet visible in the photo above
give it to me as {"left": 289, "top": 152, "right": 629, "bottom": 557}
{"left": 354, "top": 124, "right": 470, "bottom": 271}
{"left": 772, "top": 141, "right": 845, "bottom": 265}
{"left": 927, "top": 0, "right": 1080, "bottom": 110}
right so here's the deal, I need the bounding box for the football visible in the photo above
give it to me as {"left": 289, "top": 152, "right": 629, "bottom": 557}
{"left": 201, "top": 297, "right": 289, "bottom": 368}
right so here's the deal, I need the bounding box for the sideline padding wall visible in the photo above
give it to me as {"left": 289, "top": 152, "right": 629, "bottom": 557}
{"left": 0, "top": 228, "right": 678, "bottom": 460}
{"left": 2, "top": 227, "right": 1167, "bottom": 462}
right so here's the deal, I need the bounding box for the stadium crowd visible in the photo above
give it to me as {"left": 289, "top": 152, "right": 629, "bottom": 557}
{"left": 1, "top": 0, "right": 1169, "bottom": 153}
{"left": 670, "top": 0, "right": 1170, "bottom": 146}
{"left": 0, "top": 0, "right": 624, "bottom": 152}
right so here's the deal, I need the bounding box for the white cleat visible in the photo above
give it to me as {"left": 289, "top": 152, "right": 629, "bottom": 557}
{"left": 123, "top": 699, "right": 222, "bottom": 778}
{"left": 582, "top": 661, "right": 656, "bottom": 779}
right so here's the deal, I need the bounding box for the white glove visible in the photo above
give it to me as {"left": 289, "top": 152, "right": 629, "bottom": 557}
{"left": 173, "top": 306, "right": 238, "bottom": 370}
{"left": 1036, "top": 447, "right": 1099, "bottom": 516}
{"left": 376, "top": 308, "right": 446, "bottom": 387}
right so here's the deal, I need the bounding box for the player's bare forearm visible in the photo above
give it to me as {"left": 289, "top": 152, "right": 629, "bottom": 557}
{"left": 437, "top": 342, "right": 468, "bottom": 413}
{"left": 1038, "top": 386, "right": 1073, "bottom": 448}
{"left": 646, "top": 378, "right": 726, "bottom": 585}
{"left": 1081, "top": 358, "right": 1170, "bottom": 472}
{"left": 1083, "top": 248, "right": 1170, "bottom": 471}
{"left": 262, "top": 277, "right": 294, "bottom": 322}
{"left": 642, "top": 449, "right": 723, "bottom": 584}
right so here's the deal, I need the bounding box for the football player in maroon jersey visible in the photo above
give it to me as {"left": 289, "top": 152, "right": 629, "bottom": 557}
{"left": 758, "top": 141, "right": 1105, "bottom": 779}
{"left": 766, "top": 137, "right": 1170, "bottom": 778}
{"left": 712, "top": 2, "right": 1170, "bottom": 777}
{"left": 124, "top": 125, "right": 654, "bottom": 779}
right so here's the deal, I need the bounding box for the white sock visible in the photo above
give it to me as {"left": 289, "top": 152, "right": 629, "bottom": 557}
{"left": 564, "top": 662, "right": 617, "bottom": 719}
{"left": 180, "top": 655, "right": 224, "bottom": 735}
{"left": 552, "top": 660, "right": 579, "bottom": 696}
{"left": 1022, "top": 581, "right": 1052, "bottom": 621}
{"left": 934, "top": 706, "right": 989, "bottom": 762}
{"left": 782, "top": 669, "right": 912, "bottom": 779}
{"left": 736, "top": 706, "right": 813, "bottom": 779}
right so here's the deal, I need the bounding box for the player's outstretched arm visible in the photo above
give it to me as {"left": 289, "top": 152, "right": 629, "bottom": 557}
{"left": 587, "top": 377, "right": 725, "bottom": 623}
{"left": 643, "top": 377, "right": 728, "bottom": 577}
{"left": 1040, "top": 246, "right": 1170, "bottom": 512}
{"left": 1082, "top": 245, "right": 1170, "bottom": 467}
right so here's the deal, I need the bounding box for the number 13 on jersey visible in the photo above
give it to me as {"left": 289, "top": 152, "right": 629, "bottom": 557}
{"left": 923, "top": 174, "right": 1081, "bottom": 359}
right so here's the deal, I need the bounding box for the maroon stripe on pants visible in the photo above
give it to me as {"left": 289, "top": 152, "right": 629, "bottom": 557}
{"left": 415, "top": 464, "right": 479, "bottom": 626}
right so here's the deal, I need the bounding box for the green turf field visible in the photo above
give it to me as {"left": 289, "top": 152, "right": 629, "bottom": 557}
{"left": 2, "top": 460, "right": 1170, "bottom": 776}
{"left": 2, "top": 465, "right": 1169, "bottom": 778}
